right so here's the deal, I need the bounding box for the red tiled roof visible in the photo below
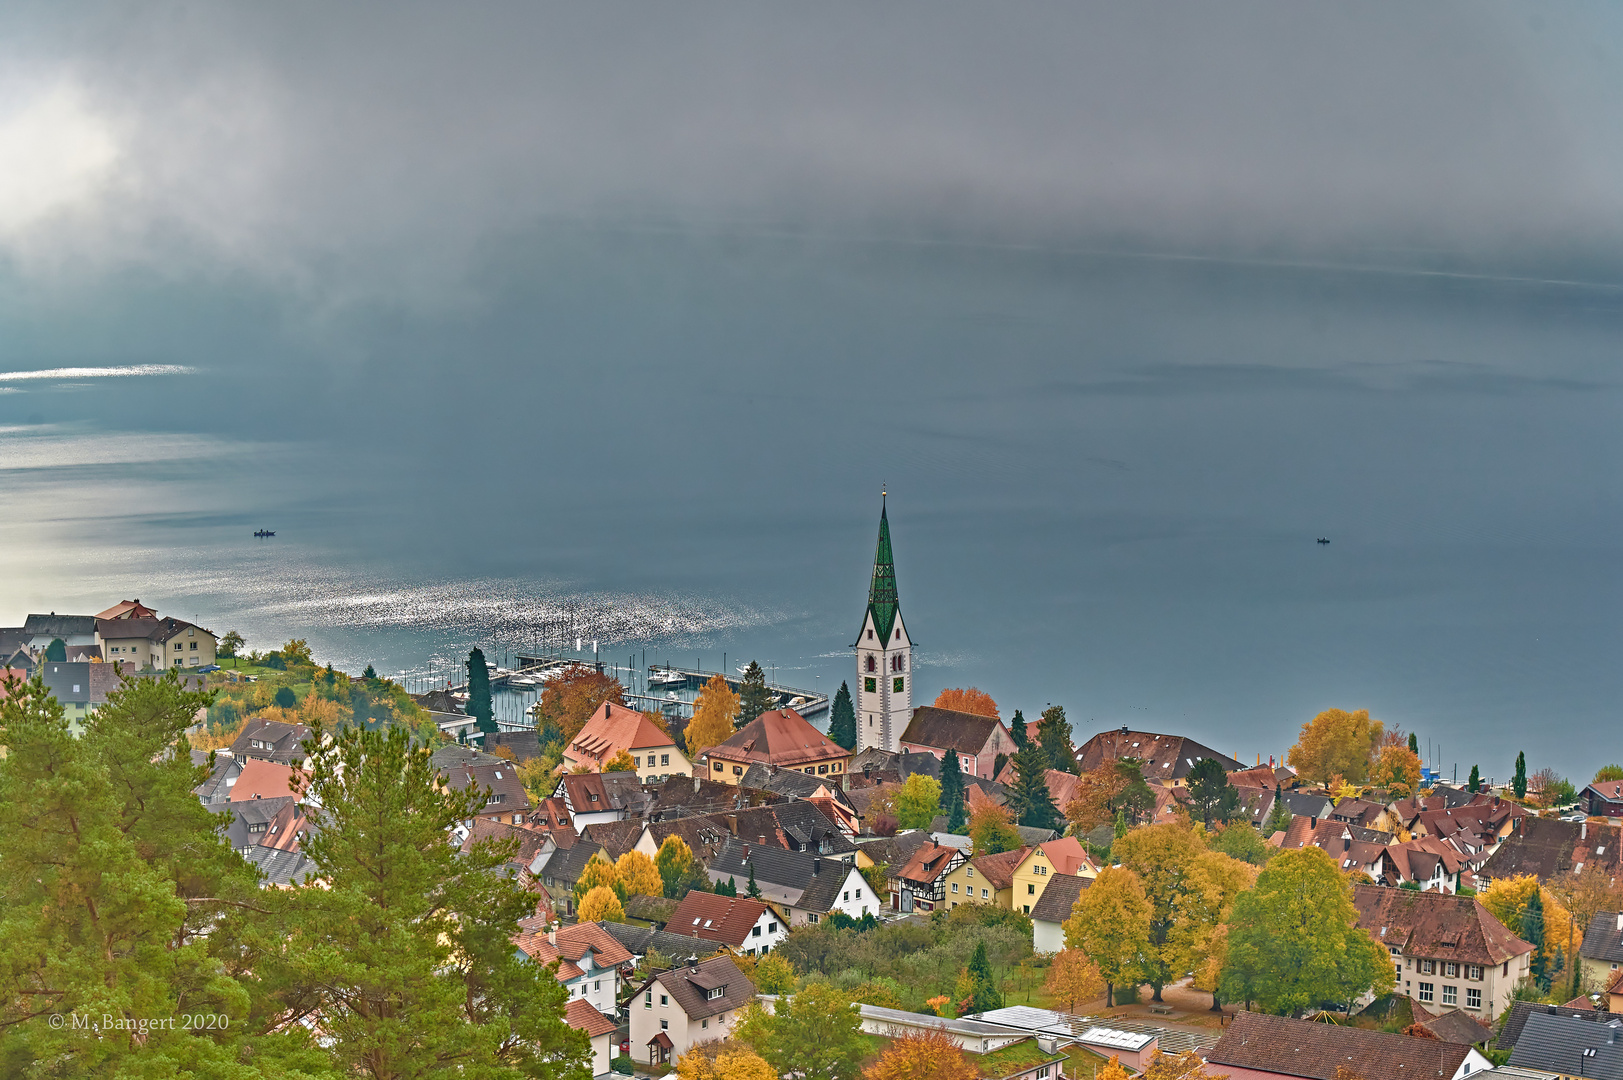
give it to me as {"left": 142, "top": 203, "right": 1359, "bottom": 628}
{"left": 566, "top": 701, "right": 676, "bottom": 762}
{"left": 564, "top": 998, "right": 617, "bottom": 1038}
{"left": 702, "top": 708, "right": 848, "bottom": 769}
{"left": 896, "top": 841, "right": 962, "bottom": 886}
{"left": 667, "top": 892, "right": 772, "bottom": 948}
{"left": 233, "top": 757, "right": 306, "bottom": 801}
{"left": 1353, "top": 884, "right": 1533, "bottom": 966}
{"left": 968, "top": 847, "right": 1030, "bottom": 892}
{"left": 1210, "top": 1012, "right": 1470, "bottom": 1080}
{"left": 899, "top": 707, "right": 1009, "bottom": 756}
{"left": 1034, "top": 837, "right": 1093, "bottom": 877}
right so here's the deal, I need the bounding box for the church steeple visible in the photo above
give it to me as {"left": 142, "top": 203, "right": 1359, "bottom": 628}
{"left": 866, "top": 497, "right": 900, "bottom": 643}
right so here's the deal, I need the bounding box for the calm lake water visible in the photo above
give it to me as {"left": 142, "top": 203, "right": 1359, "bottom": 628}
{"left": 1, "top": 228, "right": 1618, "bottom": 784}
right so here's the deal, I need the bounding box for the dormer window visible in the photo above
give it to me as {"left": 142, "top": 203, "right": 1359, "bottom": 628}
{"left": 706, "top": 986, "right": 724, "bottom": 1000}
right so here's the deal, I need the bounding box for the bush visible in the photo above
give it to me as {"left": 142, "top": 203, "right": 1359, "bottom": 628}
{"left": 611, "top": 1055, "right": 634, "bottom": 1075}
{"left": 274, "top": 686, "right": 298, "bottom": 710}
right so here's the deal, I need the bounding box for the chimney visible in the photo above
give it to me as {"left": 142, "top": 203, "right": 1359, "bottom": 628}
{"left": 813, "top": 858, "right": 822, "bottom": 876}
{"left": 1583, "top": 822, "right": 1588, "bottom": 841}
{"left": 741, "top": 844, "right": 749, "bottom": 861}
{"left": 688, "top": 955, "right": 699, "bottom": 972}
{"left": 547, "top": 927, "right": 557, "bottom": 947}
{"left": 693, "top": 776, "right": 701, "bottom": 793}
{"left": 758, "top": 835, "right": 767, "bottom": 846}
{"left": 726, "top": 814, "right": 739, "bottom": 836}
{"left": 1615, "top": 913, "right": 1622, "bottom": 932}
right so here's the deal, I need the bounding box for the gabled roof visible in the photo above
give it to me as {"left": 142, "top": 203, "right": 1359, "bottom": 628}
{"left": 1508, "top": 1011, "right": 1623, "bottom": 1078}
{"left": 667, "top": 893, "right": 773, "bottom": 948}
{"left": 966, "top": 847, "right": 1031, "bottom": 893}
{"left": 564, "top": 998, "right": 617, "bottom": 1039}
{"left": 1586, "top": 779, "right": 1623, "bottom": 804}
{"left": 895, "top": 841, "right": 962, "bottom": 887}
{"left": 859, "top": 499, "right": 902, "bottom": 644}
{"left": 1029, "top": 873, "right": 1090, "bottom": 925}
{"left": 230, "top": 718, "right": 312, "bottom": 764}
{"left": 1210, "top": 1013, "right": 1471, "bottom": 1080}
{"left": 567, "top": 701, "right": 677, "bottom": 763}
{"left": 540, "top": 841, "right": 605, "bottom": 887}
{"left": 1482, "top": 816, "right": 1621, "bottom": 882}
{"left": 233, "top": 757, "right": 305, "bottom": 801}
{"left": 598, "top": 920, "right": 724, "bottom": 962}
{"left": 1353, "top": 884, "right": 1533, "bottom": 966}
{"left": 705, "top": 838, "right": 857, "bottom": 913}
{"left": 243, "top": 845, "right": 317, "bottom": 887}
{"left": 853, "top": 831, "right": 932, "bottom": 870}
{"left": 623, "top": 894, "right": 679, "bottom": 925}
{"left": 643, "top": 816, "right": 733, "bottom": 864}
{"left": 461, "top": 818, "right": 551, "bottom": 870}
{"left": 95, "top": 616, "right": 212, "bottom": 643}
{"left": 556, "top": 771, "right": 644, "bottom": 816}
{"left": 644, "top": 954, "right": 753, "bottom": 1022}
{"left": 701, "top": 708, "right": 847, "bottom": 769}
{"left": 1030, "top": 837, "right": 1094, "bottom": 877}
{"left": 582, "top": 818, "right": 645, "bottom": 860}
{"left": 1416, "top": 1008, "right": 1492, "bottom": 1046}
{"left": 443, "top": 760, "right": 533, "bottom": 815}
{"left": 1583, "top": 911, "right": 1623, "bottom": 965}
{"left": 703, "top": 802, "right": 856, "bottom": 857}
{"left": 649, "top": 774, "right": 768, "bottom": 819}
{"left": 1494, "top": 999, "right": 1616, "bottom": 1050}
{"left": 900, "top": 707, "right": 1009, "bottom": 756}
{"left": 95, "top": 599, "right": 158, "bottom": 621}
{"left": 23, "top": 614, "right": 96, "bottom": 638}
{"left": 1074, "top": 728, "right": 1241, "bottom": 780}
{"left": 515, "top": 919, "right": 634, "bottom": 979}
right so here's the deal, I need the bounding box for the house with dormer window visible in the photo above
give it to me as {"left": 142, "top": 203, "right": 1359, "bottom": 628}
{"left": 628, "top": 954, "right": 754, "bottom": 1068}
{"left": 514, "top": 919, "right": 633, "bottom": 1021}
{"left": 889, "top": 840, "right": 965, "bottom": 913}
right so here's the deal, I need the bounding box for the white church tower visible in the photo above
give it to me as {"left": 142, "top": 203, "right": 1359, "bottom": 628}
{"left": 854, "top": 495, "right": 912, "bottom": 753}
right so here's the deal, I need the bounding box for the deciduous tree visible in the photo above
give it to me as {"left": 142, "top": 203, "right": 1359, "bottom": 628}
{"left": 829, "top": 681, "right": 858, "bottom": 751}
{"left": 1113, "top": 823, "right": 1208, "bottom": 1001}
{"left": 578, "top": 885, "right": 626, "bottom": 923}
{"left": 737, "top": 661, "right": 776, "bottom": 728}
{"left": 1098, "top": 1059, "right": 1134, "bottom": 1080}
{"left": 865, "top": 1027, "right": 978, "bottom": 1080}
{"left": 933, "top": 687, "right": 999, "bottom": 719}
{"left": 685, "top": 674, "right": 740, "bottom": 756}
{"left": 1044, "top": 949, "right": 1104, "bottom": 1011}
{"left": 538, "top": 664, "right": 626, "bottom": 742}
{"left": 1286, "top": 708, "right": 1384, "bottom": 786}
{"left": 678, "top": 1045, "right": 779, "bottom": 1080}
{"left": 604, "top": 748, "right": 639, "bottom": 772}
{"left": 1065, "top": 761, "right": 1127, "bottom": 834}
{"left": 1143, "top": 1049, "right": 1229, "bottom": 1080}
{"left": 220, "top": 629, "right": 245, "bottom": 657}
{"left": 969, "top": 803, "right": 1022, "bottom": 856}
{"left": 617, "top": 850, "right": 663, "bottom": 898}
{"left": 575, "top": 851, "right": 623, "bottom": 905}
{"left": 1064, "top": 867, "right": 1152, "bottom": 1007}
{"left": 1218, "top": 845, "right": 1393, "bottom": 1015}
{"left": 751, "top": 952, "right": 796, "bottom": 995}
{"left": 897, "top": 772, "right": 943, "bottom": 830}
{"left": 733, "top": 984, "right": 868, "bottom": 1080}
{"left": 1110, "top": 758, "right": 1156, "bottom": 824}
{"left": 1211, "top": 824, "right": 1272, "bottom": 866}
{"left": 1480, "top": 875, "right": 1572, "bottom": 982}
{"left": 1595, "top": 765, "right": 1623, "bottom": 784}
{"left": 656, "top": 835, "right": 709, "bottom": 899}
{"left": 1369, "top": 745, "right": 1422, "bottom": 800}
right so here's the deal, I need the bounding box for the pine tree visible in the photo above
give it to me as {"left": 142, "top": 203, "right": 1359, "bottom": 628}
{"left": 1525, "top": 888, "right": 1548, "bottom": 989}
{"left": 44, "top": 637, "right": 66, "bottom": 662}
{"left": 1514, "top": 752, "right": 1528, "bottom": 800}
{"left": 1468, "top": 764, "right": 1482, "bottom": 793}
{"left": 1007, "top": 741, "right": 1063, "bottom": 832}
{"left": 966, "top": 939, "right": 1004, "bottom": 1013}
{"left": 465, "top": 646, "right": 496, "bottom": 735}
{"left": 737, "top": 661, "right": 776, "bottom": 728}
{"left": 1264, "top": 784, "right": 1292, "bottom": 835}
{"left": 1010, "top": 710, "right": 1028, "bottom": 748}
{"left": 941, "top": 751, "right": 967, "bottom": 833}
{"left": 255, "top": 720, "right": 591, "bottom": 1077}
{"left": 718, "top": 877, "right": 738, "bottom": 897}
{"left": 1035, "top": 705, "right": 1076, "bottom": 774}
{"left": 747, "top": 862, "right": 761, "bottom": 899}
{"left": 1408, "top": 732, "right": 1420, "bottom": 756}
{"left": 362, "top": 663, "right": 376, "bottom": 679}
{"left": 829, "top": 681, "right": 858, "bottom": 750}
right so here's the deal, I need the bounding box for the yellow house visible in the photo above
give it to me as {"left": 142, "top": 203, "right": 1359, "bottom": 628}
{"left": 1010, "top": 838, "right": 1098, "bottom": 915}
{"left": 95, "top": 616, "right": 217, "bottom": 670}
{"left": 563, "top": 701, "right": 692, "bottom": 781}
{"left": 943, "top": 847, "right": 1026, "bottom": 911}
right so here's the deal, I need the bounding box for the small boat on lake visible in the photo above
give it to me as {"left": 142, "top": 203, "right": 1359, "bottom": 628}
{"left": 254, "top": 529, "right": 276, "bottom": 538}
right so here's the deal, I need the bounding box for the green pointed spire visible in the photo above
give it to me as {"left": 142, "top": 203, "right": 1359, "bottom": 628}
{"left": 866, "top": 498, "right": 900, "bottom": 642}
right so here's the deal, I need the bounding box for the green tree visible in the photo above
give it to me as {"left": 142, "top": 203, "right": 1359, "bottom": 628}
{"left": 746, "top": 863, "right": 761, "bottom": 900}
{"left": 465, "top": 646, "right": 496, "bottom": 735}
{"left": 1187, "top": 757, "right": 1241, "bottom": 828}
{"left": 1035, "top": 705, "right": 1076, "bottom": 774}
{"left": 1109, "top": 758, "right": 1155, "bottom": 824}
{"left": 1524, "top": 888, "right": 1548, "bottom": 990}
{"left": 716, "top": 877, "right": 737, "bottom": 898}
{"left": 1212, "top": 825, "right": 1272, "bottom": 866}
{"left": 220, "top": 629, "right": 245, "bottom": 658}
{"left": 0, "top": 671, "right": 290, "bottom": 1076}
{"left": 969, "top": 804, "right": 1022, "bottom": 856}
{"left": 737, "top": 661, "right": 775, "bottom": 728}
{"left": 965, "top": 939, "right": 1003, "bottom": 1013}
{"left": 362, "top": 663, "right": 377, "bottom": 680}
{"left": 1218, "top": 846, "right": 1394, "bottom": 1015}
{"left": 1514, "top": 752, "right": 1528, "bottom": 800}
{"left": 1467, "top": 764, "right": 1482, "bottom": 793}
{"left": 733, "top": 983, "right": 867, "bottom": 1080}
{"left": 1006, "top": 741, "right": 1063, "bottom": 832}
{"left": 1064, "top": 866, "right": 1152, "bottom": 1008}
{"left": 752, "top": 953, "right": 796, "bottom": 995}
{"left": 1595, "top": 765, "right": 1623, "bottom": 784}
{"left": 657, "top": 835, "right": 702, "bottom": 899}
{"left": 1408, "top": 732, "right": 1420, "bottom": 756}
{"left": 43, "top": 637, "right": 66, "bottom": 662}
{"left": 1113, "top": 823, "right": 1206, "bottom": 1001}
{"left": 1263, "top": 785, "right": 1291, "bottom": 835}
{"left": 897, "top": 773, "right": 943, "bottom": 830}
{"left": 828, "top": 681, "right": 857, "bottom": 751}
{"left": 254, "top": 720, "right": 590, "bottom": 1078}
{"left": 940, "top": 750, "right": 967, "bottom": 833}
{"left": 274, "top": 685, "right": 298, "bottom": 709}
{"left": 1010, "top": 710, "right": 1027, "bottom": 748}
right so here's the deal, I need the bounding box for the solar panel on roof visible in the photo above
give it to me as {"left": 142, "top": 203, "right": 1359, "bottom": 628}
{"left": 1079, "top": 1027, "right": 1155, "bottom": 1051}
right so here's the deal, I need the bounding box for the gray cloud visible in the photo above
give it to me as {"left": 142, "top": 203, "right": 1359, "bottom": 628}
{"left": 3, "top": 2, "right": 1623, "bottom": 297}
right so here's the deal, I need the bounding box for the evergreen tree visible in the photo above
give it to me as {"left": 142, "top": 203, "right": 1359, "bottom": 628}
{"left": 465, "top": 646, "right": 496, "bottom": 735}
{"left": 253, "top": 720, "right": 590, "bottom": 1078}
{"left": 737, "top": 661, "right": 776, "bottom": 728}
{"left": 1114, "top": 808, "right": 1130, "bottom": 840}
{"left": 1264, "top": 784, "right": 1291, "bottom": 835}
{"left": 1007, "top": 741, "right": 1063, "bottom": 832}
{"left": 747, "top": 862, "right": 762, "bottom": 899}
{"left": 362, "top": 663, "right": 376, "bottom": 679}
{"left": 1035, "top": 705, "right": 1076, "bottom": 773}
{"left": 1467, "top": 764, "right": 1482, "bottom": 793}
{"left": 274, "top": 685, "right": 298, "bottom": 709}
{"left": 1010, "top": 710, "right": 1028, "bottom": 748}
{"left": 1408, "top": 732, "right": 1420, "bottom": 756}
{"left": 1524, "top": 888, "right": 1547, "bottom": 990}
{"left": 966, "top": 939, "right": 1004, "bottom": 1013}
{"left": 940, "top": 750, "right": 967, "bottom": 833}
{"left": 1514, "top": 752, "right": 1528, "bottom": 800}
{"left": 718, "top": 877, "right": 737, "bottom": 898}
{"left": 828, "top": 681, "right": 858, "bottom": 751}
{"left": 43, "top": 638, "right": 66, "bottom": 662}
{"left": 1187, "top": 757, "right": 1241, "bottom": 828}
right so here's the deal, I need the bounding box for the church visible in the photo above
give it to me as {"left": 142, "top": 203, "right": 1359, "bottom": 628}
{"left": 854, "top": 497, "right": 912, "bottom": 753}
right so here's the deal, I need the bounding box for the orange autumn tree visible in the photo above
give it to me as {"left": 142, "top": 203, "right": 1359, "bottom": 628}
{"left": 1287, "top": 708, "right": 1384, "bottom": 786}
{"left": 537, "top": 664, "right": 625, "bottom": 742}
{"left": 1065, "top": 760, "right": 1129, "bottom": 833}
{"left": 1369, "top": 744, "right": 1422, "bottom": 799}
{"left": 685, "top": 674, "right": 741, "bottom": 756}
{"left": 933, "top": 688, "right": 999, "bottom": 719}
{"left": 1044, "top": 949, "right": 1104, "bottom": 1011}
{"left": 865, "top": 1028, "right": 977, "bottom": 1080}
{"left": 1143, "top": 1049, "right": 1231, "bottom": 1080}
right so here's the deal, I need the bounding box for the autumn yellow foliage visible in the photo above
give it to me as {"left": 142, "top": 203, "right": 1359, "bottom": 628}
{"left": 616, "top": 850, "right": 663, "bottom": 898}
{"left": 604, "top": 748, "right": 639, "bottom": 772}
{"left": 577, "top": 885, "right": 625, "bottom": 923}
{"left": 865, "top": 1028, "right": 978, "bottom": 1080}
{"left": 1479, "top": 874, "right": 1573, "bottom": 971}
{"left": 677, "top": 1046, "right": 778, "bottom": 1080}
{"left": 685, "top": 674, "right": 740, "bottom": 756}
{"left": 1044, "top": 949, "right": 1104, "bottom": 1011}
{"left": 932, "top": 687, "right": 999, "bottom": 719}
{"left": 1287, "top": 708, "right": 1384, "bottom": 785}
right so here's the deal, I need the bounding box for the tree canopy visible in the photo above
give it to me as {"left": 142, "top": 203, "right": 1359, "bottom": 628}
{"left": 1218, "top": 845, "right": 1393, "bottom": 1015}
{"left": 828, "top": 681, "right": 858, "bottom": 751}
{"left": 537, "top": 664, "right": 625, "bottom": 742}
{"left": 1064, "top": 866, "right": 1152, "bottom": 1007}
{"left": 932, "top": 687, "right": 999, "bottom": 718}
{"left": 1034, "top": 705, "right": 1075, "bottom": 774}
{"left": 465, "top": 645, "right": 497, "bottom": 734}
{"left": 1369, "top": 745, "right": 1422, "bottom": 799}
{"left": 865, "top": 1028, "right": 977, "bottom": 1080}
{"left": 897, "top": 773, "right": 943, "bottom": 830}
{"left": 736, "top": 662, "right": 776, "bottom": 728}
{"left": 939, "top": 749, "right": 967, "bottom": 833}
{"left": 733, "top": 984, "right": 868, "bottom": 1080}
{"left": 969, "top": 803, "right": 1022, "bottom": 856}
{"left": 1186, "top": 757, "right": 1241, "bottom": 827}
{"left": 686, "top": 674, "right": 741, "bottom": 756}
{"left": 617, "top": 850, "right": 663, "bottom": 898}
{"left": 1287, "top": 708, "right": 1384, "bottom": 786}
{"left": 1006, "top": 741, "right": 1063, "bottom": 832}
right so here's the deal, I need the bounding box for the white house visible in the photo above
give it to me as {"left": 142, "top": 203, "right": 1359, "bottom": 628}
{"left": 705, "top": 839, "right": 877, "bottom": 926}
{"left": 564, "top": 999, "right": 618, "bottom": 1078}
{"left": 629, "top": 954, "right": 754, "bottom": 1068}
{"left": 515, "top": 921, "right": 633, "bottom": 1020}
